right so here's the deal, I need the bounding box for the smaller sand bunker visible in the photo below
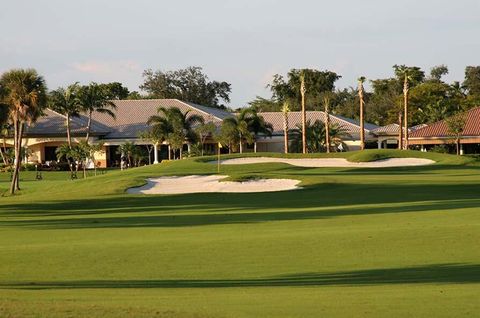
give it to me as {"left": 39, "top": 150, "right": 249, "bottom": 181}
{"left": 218, "top": 157, "right": 434, "bottom": 168}
{"left": 127, "top": 175, "right": 301, "bottom": 194}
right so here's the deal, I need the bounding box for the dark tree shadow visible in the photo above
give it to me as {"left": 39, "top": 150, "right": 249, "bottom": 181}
{"left": 2, "top": 263, "right": 479, "bottom": 290}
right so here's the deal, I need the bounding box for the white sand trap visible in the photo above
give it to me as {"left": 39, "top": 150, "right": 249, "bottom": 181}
{"left": 218, "top": 157, "right": 434, "bottom": 168}
{"left": 127, "top": 175, "right": 301, "bottom": 194}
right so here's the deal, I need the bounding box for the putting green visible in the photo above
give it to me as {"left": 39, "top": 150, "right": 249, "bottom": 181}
{"left": 0, "top": 150, "right": 479, "bottom": 318}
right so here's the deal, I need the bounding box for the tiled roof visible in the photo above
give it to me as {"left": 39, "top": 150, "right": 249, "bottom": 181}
{"left": 87, "top": 99, "right": 231, "bottom": 139}
{"left": 410, "top": 107, "right": 480, "bottom": 138}
{"left": 25, "top": 109, "right": 109, "bottom": 136}
{"left": 372, "top": 123, "right": 426, "bottom": 136}
{"left": 258, "top": 111, "right": 378, "bottom": 139}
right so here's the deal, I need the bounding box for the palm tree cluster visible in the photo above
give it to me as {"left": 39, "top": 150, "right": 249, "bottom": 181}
{"left": 147, "top": 107, "right": 204, "bottom": 159}
{"left": 218, "top": 107, "right": 273, "bottom": 153}
{"left": 290, "top": 120, "right": 350, "bottom": 153}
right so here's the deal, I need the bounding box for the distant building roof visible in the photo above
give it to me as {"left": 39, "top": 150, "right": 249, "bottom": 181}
{"left": 258, "top": 111, "right": 378, "bottom": 139}
{"left": 87, "top": 99, "right": 231, "bottom": 139}
{"left": 372, "top": 123, "right": 426, "bottom": 136}
{"left": 25, "top": 109, "right": 109, "bottom": 137}
{"left": 410, "top": 107, "right": 480, "bottom": 138}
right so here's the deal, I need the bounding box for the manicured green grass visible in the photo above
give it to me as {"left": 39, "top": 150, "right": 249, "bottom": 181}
{"left": 1, "top": 150, "right": 479, "bottom": 317}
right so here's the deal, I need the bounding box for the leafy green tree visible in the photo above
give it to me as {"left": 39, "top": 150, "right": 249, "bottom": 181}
{"left": 0, "top": 69, "right": 47, "bottom": 194}
{"left": 49, "top": 83, "right": 81, "bottom": 146}
{"left": 446, "top": 112, "right": 467, "bottom": 155}
{"left": 463, "top": 66, "right": 480, "bottom": 107}
{"left": 78, "top": 83, "right": 116, "bottom": 142}
{"left": 99, "top": 82, "right": 130, "bottom": 100}
{"left": 430, "top": 65, "right": 449, "bottom": 81}
{"left": 248, "top": 96, "right": 281, "bottom": 112}
{"left": 268, "top": 68, "right": 341, "bottom": 110}
{"left": 140, "top": 66, "right": 231, "bottom": 109}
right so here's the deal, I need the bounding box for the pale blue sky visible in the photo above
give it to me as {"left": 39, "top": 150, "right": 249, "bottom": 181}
{"left": 1, "top": 0, "right": 479, "bottom": 106}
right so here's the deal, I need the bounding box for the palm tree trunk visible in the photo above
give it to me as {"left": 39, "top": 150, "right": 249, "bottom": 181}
{"left": 239, "top": 133, "right": 243, "bottom": 154}
{"left": 9, "top": 119, "right": 19, "bottom": 194}
{"left": 398, "top": 112, "right": 403, "bottom": 150}
{"left": 301, "top": 94, "right": 307, "bottom": 154}
{"left": 14, "top": 122, "right": 24, "bottom": 191}
{"left": 66, "top": 114, "right": 72, "bottom": 147}
{"left": 2, "top": 136, "right": 8, "bottom": 165}
{"left": 85, "top": 111, "right": 92, "bottom": 143}
{"left": 360, "top": 98, "right": 365, "bottom": 150}
{"left": 0, "top": 146, "right": 6, "bottom": 166}
{"left": 456, "top": 138, "right": 460, "bottom": 155}
{"left": 325, "top": 109, "right": 331, "bottom": 154}
{"left": 168, "top": 144, "right": 171, "bottom": 160}
{"left": 254, "top": 141, "right": 257, "bottom": 153}
{"left": 180, "top": 147, "right": 183, "bottom": 160}
{"left": 283, "top": 113, "right": 289, "bottom": 154}
{"left": 403, "top": 76, "right": 409, "bottom": 150}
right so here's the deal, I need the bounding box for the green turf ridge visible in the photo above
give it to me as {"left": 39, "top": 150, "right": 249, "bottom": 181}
{"left": 0, "top": 150, "right": 479, "bottom": 317}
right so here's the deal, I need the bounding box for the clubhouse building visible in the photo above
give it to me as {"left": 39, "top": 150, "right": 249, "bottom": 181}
{"left": 8, "top": 99, "right": 480, "bottom": 167}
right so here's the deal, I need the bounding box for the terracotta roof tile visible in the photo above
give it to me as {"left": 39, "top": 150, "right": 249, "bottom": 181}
{"left": 410, "top": 107, "right": 480, "bottom": 138}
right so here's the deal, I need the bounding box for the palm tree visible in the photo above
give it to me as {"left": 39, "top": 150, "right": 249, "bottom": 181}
{"left": 0, "top": 69, "right": 47, "bottom": 194}
{"left": 322, "top": 93, "right": 333, "bottom": 153}
{"left": 56, "top": 143, "right": 77, "bottom": 178}
{"left": 403, "top": 72, "right": 410, "bottom": 149}
{"left": 78, "top": 83, "right": 116, "bottom": 142}
{"left": 49, "top": 83, "right": 81, "bottom": 146}
{"left": 147, "top": 107, "right": 204, "bottom": 159}
{"left": 281, "top": 101, "right": 290, "bottom": 153}
{"left": 0, "top": 104, "right": 10, "bottom": 165}
{"left": 222, "top": 109, "right": 252, "bottom": 154}
{"left": 243, "top": 109, "right": 273, "bottom": 153}
{"left": 358, "top": 76, "right": 366, "bottom": 150}
{"left": 300, "top": 73, "right": 307, "bottom": 154}
{"left": 291, "top": 120, "right": 350, "bottom": 153}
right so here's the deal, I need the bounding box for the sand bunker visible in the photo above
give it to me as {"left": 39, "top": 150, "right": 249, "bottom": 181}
{"left": 218, "top": 157, "right": 434, "bottom": 168}
{"left": 127, "top": 175, "right": 301, "bottom": 194}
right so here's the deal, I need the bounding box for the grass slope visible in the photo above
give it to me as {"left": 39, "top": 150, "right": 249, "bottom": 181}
{"left": 0, "top": 150, "right": 479, "bottom": 317}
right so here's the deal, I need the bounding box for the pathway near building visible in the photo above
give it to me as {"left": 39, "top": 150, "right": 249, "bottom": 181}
{"left": 218, "top": 157, "right": 435, "bottom": 168}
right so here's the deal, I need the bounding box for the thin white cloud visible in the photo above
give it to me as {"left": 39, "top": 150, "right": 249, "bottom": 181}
{"left": 72, "top": 60, "right": 141, "bottom": 76}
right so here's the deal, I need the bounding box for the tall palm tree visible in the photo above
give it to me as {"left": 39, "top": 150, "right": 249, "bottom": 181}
{"left": 78, "top": 83, "right": 116, "bottom": 142}
{"left": 49, "top": 83, "right": 81, "bottom": 147}
{"left": 281, "top": 101, "right": 290, "bottom": 153}
{"left": 322, "top": 93, "right": 332, "bottom": 153}
{"left": 0, "top": 104, "right": 10, "bottom": 165}
{"left": 403, "top": 72, "right": 410, "bottom": 149}
{"left": 300, "top": 73, "right": 307, "bottom": 154}
{"left": 0, "top": 69, "right": 47, "bottom": 194}
{"left": 398, "top": 111, "right": 403, "bottom": 150}
{"left": 358, "top": 76, "right": 366, "bottom": 150}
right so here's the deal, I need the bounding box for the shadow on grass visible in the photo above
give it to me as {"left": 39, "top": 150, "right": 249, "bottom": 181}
{"left": 1, "top": 196, "right": 480, "bottom": 229}
{"left": 1, "top": 182, "right": 480, "bottom": 229}
{"left": 2, "top": 264, "right": 479, "bottom": 290}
